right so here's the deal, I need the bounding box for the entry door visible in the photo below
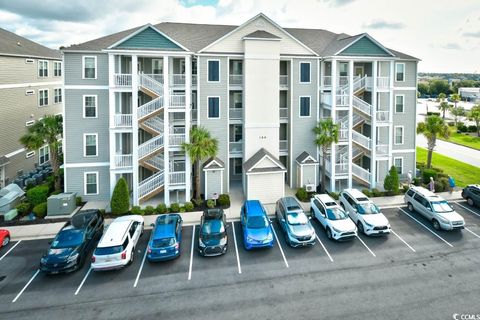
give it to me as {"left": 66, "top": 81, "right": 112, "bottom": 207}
{"left": 355, "top": 66, "right": 364, "bottom": 77}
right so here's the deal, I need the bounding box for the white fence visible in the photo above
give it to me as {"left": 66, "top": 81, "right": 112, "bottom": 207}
{"left": 114, "top": 114, "right": 132, "bottom": 127}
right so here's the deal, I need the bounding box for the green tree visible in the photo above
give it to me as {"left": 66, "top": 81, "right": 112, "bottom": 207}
{"left": 110, "top": 177, "right": 130, "bottom": 215}
{"left": 182, "top": 126, "right": 218, "bottom": 201}
{"left": 468, "top": 105, "right": 480, "bottom": 137}
{"left": 20, "top": 115, "right": 63, "bottom": 191}
{"left": 451, "top": 93, "right": 461, "bottom": 108}
{"left": 437, "top": 92, "right": 447, "bottom": 102}
{"left": 383, "top": 165, "right": 400, "bottom": 195}
{"left": 430, "top": 80, "right": 450, "bottom": 96}
{"left": 417, "top": 82, "right": 430, "bottom": 96}
{"left": 417, "top": 115, "right": 450, "bottom": 168}
{"left": 450, "top": 106, "right": 466, "bottom": 126}
{"left": 437, "top": 101, "right": 451, "bottom": 119}
{"left": 313, "top": 118, "right": 339, "bottom": 193}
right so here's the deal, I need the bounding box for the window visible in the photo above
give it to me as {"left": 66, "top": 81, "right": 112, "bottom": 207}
{"left": 54, "top": 88, "right": 62, "bottom": 104}
{"left": 83, "top": 56, "right": 97, "bottom": 79}
{"left": 299, "top": 96, "right": 311, "bottom": 117}
{"left": 300, "top": 62, "right": 310, "bottom": 83}
{"left": 25, "top": 89, "right": 34, "bottom": 96}
{"left": 208, "top": 60, "right": 220, "bottom": 82}
{"left": 234, "top": 158, "right": 242, "bottom": 175}
{"left": 394, "top": 126, "right": 404, "bottom": 145}
{"left": 208, "top": 97, "right": 220, "bottom": 118}
{"left": 83, "top": 95, "right": 97, "bottom": 118}
{"left": 84, "top": 172, "right": 98, "bottom": 195}
{"left": 39, "top": 146, "right": 50, "bottom": 165}
{"left": 395, "top": 95, "right": 404, "bottom": 113}
{"left": 26, "top": 151, "right": 35, "bottom": 158}
{"left": 38, "top": 60, "right": 48, "bottom": 77}
{"left": 232, "top": 91, "right": 242, "bottom": 108}
{"left": 233, "top": 125, "right": 242, "bottom": 142}
{"left": 395, "top": 63, "right": 405, "bottom": 82}
{"left": 53, "top": 61, "right": 62, "bottom": 77}
{"left": 394, "top": 157, "right": 403, "bottom": 175}
{"left": 339, "top": 63, "right": 348, "bottom": 77}
{"left": 38, "top": 89, "right": 48, "bottom": 106}
{"left": 152, "top": 59, "right": 163, "bottom": 74}
{"left": 84, "top": 134, "right": 98, "bottom": 156}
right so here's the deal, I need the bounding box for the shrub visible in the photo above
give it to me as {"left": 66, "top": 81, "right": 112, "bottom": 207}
{"left": 50, "top": 190, "right": 61, "bottom": 195}
{"left": 26, "top": 185, "right": 50, "bottom": 207}
{"left": 371, "top": 188, "right": 382, "bottom": 197}
{"left": 422, "top": 169, "right": 438, "bottom": 184}
{"left": 384, "top": 166, "right": 400, "bottom": 195}
{"left": 99, "top": 209, "right": 106, "bottom": 216}
{"left": 447, "top": 122, "right": 455, "bottom": 127}
{"left": 467, "top": 125, "right": 478, "bottom": 133}
{"left": 217, "top": 194, "right": 230, "bottom": 206}
{"left": 156, "top": 203, "right": 168, "bottom": 214}
{"left": 437, "top": 172, "right": 448, "bottom": 179}
{"left": 131, "top": 206, "right": 143, "bottom": 215}
{"left": 206, "top": 199, "right": 215, "bottom": 209}
{"left": 362, "top": 189, "right": 371, "bottom": 197}
{"left": 402, "top": 185, "right": 409, "bottom": 194}
{"left": 76, "top": 196, "right": 83, "bottom": 206}
{"left": 439, "top": 177, "right": 449, "bottom": 191}
{"left": 32, "top": 202, "right": 48, "bottom": 219}
{"left": 295, "top": 188, "right": 309, "bottom": 202}
{"left": 110, "top": 177, "right": 130, "bottom": 215}
{"left": 184, "top": 201, "right": 194, "bottom": 212}
{"left": 144, "top": 205, "right": 155, "bottom": 215}
{"left": 179, "top": 207, "right": 186, "bottom": 213}
{"left": 458, "top": 124, "right": 468, "bottom": 132}
{"left": 427, "top": 112, "right": 440, "bottom": 116}
{"left": 170, "top": 203, "right": 181, "bottom": 213}
{"left": 434, "top": 181, "right": 444, "bottom": 192}
{"left": 193, "top": 198, "right": 203, "bottom": 207}
{"left": 329, "top": 192, "right": 339, "bottom": 200}
{"left": 431, "top": 167, "right": 443, "bottom": 173}
{"left": 413, "top": 177, "right": 421, "bottom": 186}
{"left": 16, "top": 202, "right": 32, "bottom": 215}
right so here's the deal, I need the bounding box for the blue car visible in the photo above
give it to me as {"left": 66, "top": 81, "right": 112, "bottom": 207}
{"left": 147, "top": 214, "right": 183, "bottom": 262}
{"left": 240, "top": 200, "right": 274, "bottom": 250}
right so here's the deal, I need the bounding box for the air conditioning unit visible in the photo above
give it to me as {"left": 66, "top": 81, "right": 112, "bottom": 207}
{"left": 305, "top": 184, "right": 315, "bottom": 192}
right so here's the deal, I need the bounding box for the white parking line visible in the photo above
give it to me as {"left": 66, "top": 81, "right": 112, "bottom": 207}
{"left": 133, "top": 247, "right": 149, "bottom": 288}
{"left": 231, "top": 222, "right": 242, "bottom": 274}
{"left": 270, "top": 224, "right": 289, "bottom": 268}
{"left": 454, "top": 202, "right": 480, "bottom": 218}
{"left": 188, "top": 225, "right": 195, "bottom": 280}
{"left": 355, "top": 235, "right": 376, "bottom": 257}
{"left": 465, "top": 227, "right": 480, "bottom": 240}
{"left": 12, "top": 269, "right": 40, "bottom": 303}
{"left": 315, "top": 235, "right": 334, "bottom": 262}
{"left": 75, "top": 267, "right": 92, "bottom": 295}
{"left": 0, "top": 240, "right": 22, "bottom": 262}
{"left": 391, "top": 229, "right": 416, "bottom": 252}
{"left": 398, "top": 207, "right": 454, "bottom": 248}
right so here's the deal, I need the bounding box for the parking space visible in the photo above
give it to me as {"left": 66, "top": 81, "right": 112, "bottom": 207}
{"left": 0, "top": 240, "right": 22, "bottom": 262}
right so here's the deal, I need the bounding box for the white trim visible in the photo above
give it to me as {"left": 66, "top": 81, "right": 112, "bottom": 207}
{"left": 0, "top": 52, "right": 61, "bottom": 60}
{"left": 84, "top": 171, "right": 99, "bottom": 195}
{"left": 83, "top": 94, "right": 98, "bottom": 118}
{"left": 203, "top": 158, "right": 224, "bottom": 170}
{"left": 394, "top": 94, "right": 405, "bottom": 114}
{"left": 39, "top": 145, "right": 50, "bottom": 165}
{"left": 64, "top": 85, "right": 108, "bottom": 90}
{"left": 245, "top": 170, "right": 287, "bottom": 176}
{"left": 25, "top": 151, "right": 35, "bottom": 158}
{"left": 37, "top": 59, "right": 48, "bottom": 77}
{"left": 249, "top": 154, "right": 285, "bottom": 172}
{"left": 299, "top": 61, "right": 311, "bottom": 84}
{"left": 391, "top": 149, "right": 415, "bottom": 153}
{"left": 38, "top": 88, "right": 49, "bottom": 107}
{"left": 207, "top": 59, "right": 221, "bottom": 83}
{"left": 203, "top": 167, "right": 226, "bottom": 172}
{"left": 392, "top": 87, "right": 417, "bottom": 91}
{"left": 394, "top": 125, "right": 404, "bottom": 145}
{"left": 295, "top": 154, "right": 317, "bottom": 165}
{"left": 53, "top": 61, "right": 62, "bottom": 77}
{"left": 395, "top": 62, "right": 405, "bottom": 82}
{"left": 393, "top": 156, "right": 404, "bottom": 175}
{"left": 207, "top": 96, "right": 221, "bottom": 119}
{"left": 333, "top": 33, "right": 395, "bottom": 57}
{"left": 82, "top": 55, "right": 97, "bottom": 79}
{"left": 5, "top": 148, "right": 26, "bottom": 158}
{"left": 53, "top": 87, "right": 62, "bottom": 104}
{"left": 83, "top": 133, "right": 98, "bottom": 157}
{"left": 299, "top": 95, "right": 311, "bottom": 118}
{"left": 244, "top": 123, "right": 280, "bottom": 128}
{"left": 64, "top": 162, "right": 110, "bottom": 168}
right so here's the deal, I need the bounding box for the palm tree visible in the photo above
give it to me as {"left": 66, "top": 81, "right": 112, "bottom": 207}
{"left": 20, "top": 115, "right": 63, "bottom": 191}
{"left": 182, "top": 126, "right": 218, "bottom": 201}
{"left": 450, "top": 106, "right": 466, "bottom": 127}
{"left": 437, "top": 101, "right": 451, "bottom": 119}
{"left": 417, "top": 115, "right": 449, "bottom": 169}
{"left": 468, "top": 105, "right": 480, "bottom": 137}
{"left": 451, "top": 93, "right": 461, "bottom": 108}
{"left": 437, "top": 92, "right": 446, "bottom": 102}
{"left": 313, "top": 118, "right": 339, "bottom": 193}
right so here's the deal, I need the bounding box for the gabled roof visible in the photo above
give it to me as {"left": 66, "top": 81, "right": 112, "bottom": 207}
{"left": 203, "top": 157, "right": 225, "bottom": 170}
{"left": 243, "top": 30, "right": 281, "bottom": 40}
{"left": 0, "top": 27, "right": 61, "bottom": 59}
{"left": 243, "top": 148, "right": 286, "bottom": 173}
{"left": 295, "top": 151, "right": 318, "bottom": 164}
{"left": 335, "top": 33, "right": 394, "bottom": 57}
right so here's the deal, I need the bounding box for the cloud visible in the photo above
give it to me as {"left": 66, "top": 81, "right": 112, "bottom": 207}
{"left": 363, "top": 19, "right": 405, "bottom": 30}
{"left": 439, "top": 43, "right": 461, "bottom": 50}
{"left": 326, "top": 0, "right": 357, "bottom": 7}
{"left": 463, "top": 31, "right": 480, "bottom": 38}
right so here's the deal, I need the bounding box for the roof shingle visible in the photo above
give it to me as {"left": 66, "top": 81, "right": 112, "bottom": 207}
{"left": 0, "top": 27, "right": 61, "bottom": 59}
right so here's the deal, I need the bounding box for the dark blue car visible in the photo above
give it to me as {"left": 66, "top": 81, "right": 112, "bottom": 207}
{"left": 240, "top": 200, "right": 274, "bottom": 250}
{"left": 147, "top": 214, "right": 183, "bottom": 262}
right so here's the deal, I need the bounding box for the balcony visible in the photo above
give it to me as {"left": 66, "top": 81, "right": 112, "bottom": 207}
{"left": 338, "top": 76, "right": 349, "bottom": 87}
{"left": 279, "top": 108, "right": 288, "bottom": 119}
{"left": 323, "top": 76, "right": 332, "bottom": 87}
{"left": 279, "top": 140, "right": 288, "bottom": 153}
{"left": 338, "top": 128, "right": 348, "bottom": 142}
{"left": 169, "top": 134, "right": 186, "bottom": 147}
{"left": 144, "top": 74, "right": 164, "bottom": 84}
{"left": 376, "top": 76, "right": 389, "bottom": 89}
{"left": 171, "top": 74, "right": 185, "bottom": 86}
{"left": 376, "top": 111, "right": 389, "bottom": 123}
{"left": 114, "top": 74, "right": 132, "bottom": 87}
{"left": 114, "top": 114, "right": 132, "bottom": 128}
{"left": 192, "top": 74, "right": 197, "bottom": 86}
{"left": 169, "top": 95, "right": 186, "bottom": 108}
{"left": 335, "top": 163, "right": 349, "bottom": 175}
{"left": 169, "top": 171, "right": 186, "bottom": 185}
{"left": 321, "top": 93, "right": 332, "bottom": 107}
{"left": 279, "top": 75, "right": 288, "bottom": 87}
{"left": 229, "top": 108, "right": 242, "bottom": 120}
{"left": 229, "top": 74, "right": 243, "bottom": 86}
{"left": 191, "top": 109, "right": 198, "bottom": 121}
{"left": 229, "top": 142, "right": 242, "bottom": 155}
{"left": 376, "top": 144, "right": 389, "bottom": 157}
{"left": 113, "top": 154, "right": 132, "bottom": 168}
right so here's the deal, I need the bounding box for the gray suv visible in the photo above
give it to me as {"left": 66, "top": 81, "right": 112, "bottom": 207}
{"left": 462, "top": 185, "right": 480, "bottom": 207}
{"left": 275, "top": 197, "right": 316, "bottom": 247}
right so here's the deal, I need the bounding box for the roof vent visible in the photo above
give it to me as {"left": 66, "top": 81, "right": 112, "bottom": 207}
{"left": 255, "top": 19, "right": 266, "bottom": 30}
{"left": 17, "top": 41, "right": 21, "bottom": 46}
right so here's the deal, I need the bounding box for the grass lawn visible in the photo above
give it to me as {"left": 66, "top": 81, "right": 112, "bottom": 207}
{"left": 438, "top": 127, "right": 480, "bottom": 150}
{"left": 416, "top": 147, "right": 480, "bottom": 187}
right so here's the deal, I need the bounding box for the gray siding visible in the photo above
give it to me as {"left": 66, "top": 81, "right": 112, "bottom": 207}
{"left": 0, "top": 56, "right": 61, "bottom": 85}
{"left": 392, "top": 152, "right": 415, "bottom": 179}
{"left": 4, "top": 150, "right": 37, "bottom": 184}
{"left": 64, "top": 53, "right": 109, "bottom": 86}
{"left": 394, "top": 61, "right": 416, "bottom": 88}
{"left": 65, "top": 166, "right": 110, "bottom": 201}
{"left": 64, "top": 89, "right": 110, "bottom": 163}
{"left": 392, "top": 89, "right": 416, "bottom": 150}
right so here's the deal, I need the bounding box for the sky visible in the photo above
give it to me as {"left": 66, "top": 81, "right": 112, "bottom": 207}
{"left": 0, "top": 0, "right": 479, "bottom": 73}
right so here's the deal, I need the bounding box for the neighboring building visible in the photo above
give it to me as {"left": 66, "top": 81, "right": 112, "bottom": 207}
{"left": 0, "top": 28, "right": 63, "bottom": 188}
{"left": 62, "top": 13, "right": 418, "bottom": 205}
{"left": 458, "top": 87, "right": 480, "bottom": 103}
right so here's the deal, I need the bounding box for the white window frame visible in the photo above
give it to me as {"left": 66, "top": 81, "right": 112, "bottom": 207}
{"left": 38, "top": 89, "right": 49, "bottom": 107}
{"left": 393, "top": 157, "right": 404, "bottom": 175}
{"left": 395, "top": 62, "right": 405, "bottom": 82}
{"left": 82, "top": 55, "right": 97, "bottom": 79}
{"left": 26, "top": 151, "right": 35, "bottom": 158}
{"left": 207, "top": 96, "right": 221, "bottom": 119}
{"left": 53, "top": 61, "right": 62, "bottom": 77}
{"left": 26, "top": 120, "right": 35, "bottom": 127}
{"left": 299, "top": 95, "right": 311, "bottom": 118}
{"left": 152, "top": 58, "right": 163, "bottom": 74}
{"left": 395, "top": 94, "right": 405, "bottom": 114}
{"left": 54, "top": 88, "right": 62, "bottom": 104}
{"left": 38, "top": 60, "right": 48, "bottom": 77}
{"left": 207, "top": 59, "right": 221, "bottom": 83}
{"left": 25, "top": 89, "right": 35, "bottom": 96}
{"left": 83, "top": 95, "right": 98, "bottom": 118}
{"left": 84, "top": 171, "right": 99, "bottom": 195}
{"left": 394, "top": 125, "right": 404, "bottom": 145}
{"left": 299, "top": 61, "right": 311, "bottom": 84}
{"left": 83, "top": 133, "right": 98, "bottom": 157}
{"left": 39, "top": 145, "right": 50, "bottom": 165}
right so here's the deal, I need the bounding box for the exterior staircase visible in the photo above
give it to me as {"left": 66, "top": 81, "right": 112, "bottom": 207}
{"left": 352, "top": 163, "right": 371, "bottom": 187}
{"left": 138, "top": 170, "right": 165, "bottom": 202}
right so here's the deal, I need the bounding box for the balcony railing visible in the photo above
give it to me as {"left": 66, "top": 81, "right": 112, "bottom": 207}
{"left": 113, "top": 154, "right": 132, "bottom": 168}
{"left": 323, "top": 76, "right": 332, "bottom": 87}
{"left": 229, "top": 108, "right": 242, "bottom": 120}
{"left": 279, "top": 75, "right": 288, "bottom": 87}
{"left": 352, "top": 131, "right": 372, "bottom": 150}
{"left": 376, "top": 144, "right": 389, "bottom": 156}
{"left": 169, "top": 134, "right": 186, "bottom": 147}
{"left": 338, "top": 128, "right": 348, "bottom": 141}
{"left": 144, "top": 74, "right": 164, "bottom": 84}
{"left": 279, "top": 108, "right": 288, "bottom": 119}
{"left": 336, "top": 94, "right": 349, "bottom": 107}
{"left": 114, "top": 74, "right": 132, "bottom": 87}
{"left": 229, "top": 74, "right": 243, "bottom": 85}
{"left": 114, "top": 114, "right": 132, "bottom": 127}
{"left": 377, "top": 76, "right": 389, "bottom": 89}
{"left": 352, "top": 163, "right": 371, "bottom": 183}
{"left": 322, "top": 93, "right": 332, "bottom": 107}
{"left": 191, "top": 109, "right": 198, "bottom": 121}
{"left": 138, "top": 170, "right": 164, "bottom": 199}
{"left": 229, "top": 142, "right": 242, "bottom": 154}
{"left": 169, "top": 171, "right": 186, "bottom": 185}
{"left": 171, "top": 74, "right": 186, "bottom": 86}
{"left": 335, "top": 163, "right": 349, "bottom": 175}
{"left": 279, "top": 140, "right": 288, "bottom": 152}
{"left": 376, "top": 111, "right": 389, "bottom": 123}
{"left": 338, "top": 76, "right": 349, "bottom": 86}
{"left": 169, "top": 95, "right": 186, "bottom": 107}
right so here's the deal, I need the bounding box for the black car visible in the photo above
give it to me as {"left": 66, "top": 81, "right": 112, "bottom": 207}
{"left": 198, "top": 209, "right": 228, "bottom": 256}
{"left": 462, "top": 185, "right": 480, "bottom": 207}
{"left": 40, "top": 210, "right": 104, "bottom": 274}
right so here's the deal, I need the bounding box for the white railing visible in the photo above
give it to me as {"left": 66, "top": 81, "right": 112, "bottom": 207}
{"left": 352, "top": 146, "right": 363, "bottom": 159}
{"left": 336, "top": 163, "right": 349, "bottom": 175}
{"left": 138, "top": 170, "right": 164, "bottom": 199}
{"left": 352, "top": 75, "right": 367, "bottom": 93}
{"left": 169, "top": 134, "right": 185, "bottom": 146}
{"left": 144, "top": 74, "right": 164, "bottom": 84}
{"left": 352, "top": 131, "right": 372, "bottom": 150}
{"left": 338, "top": 76, "right": 349, "bottom": 87}
{"left": 279, "top": 75, "right": 288, "bottom": 86}
{"left": 377, "top": 76, "right": 389, "bottom": 89}
{"left": 192, "top": 74, "right": 197, "bottom": 86}
{"left": 169, "top": 95, "right": 186, "bottom": 107}
{"left": 336, "top": 94, "right": 349, "bottom": 106}
{"left": 143, "top": 117, "right": 164, "bottom": 133}
{"left": 352, "top": 113, "right": 364, "bottom": 127}
{"left": 376, "top": 111, "right": 389, "bottom": 123}
{"left": 138, "top": 135, "right": 164, "bottom": 159}
{"left": 171, "top": 74, "right": 186, "bottom": 86}
{"left": 376, "top": 144, "right": 389, "bottom": 156}
{"left": 322, "top": 92, "right": 332, "bottom": 107}
{"left": 138, "top": 97, "right": 164, "bottom": 119}
{"left": 170, "top": 171, "right": 186, "bottom": 185}
{"left": 145, "top": 154, "right": 164, "bottom": 171}
{"left": 279, "top": 108, "right": 288, "bottom": 119}
{"left": 114, "top": 74, "right": 132, "bottom": 87}
{"left": 229, "top": 142, "right": 242, "bottom": 154}
{"left": 352, "top": 163, "right": 371, "bottom": 183}
{"left": 191, "top": 109, "right": 198, "bottom": 121}
{"left": 139, "top": 73, "right": 163, "bottom": 95}
{"left": 324, "top": 158, "right": 331, "bottom": 174}
{"left": 229, "top": 108, "right": 243, "bottom": 119}
{"left": 113, "top": 154, "right": 132, "bottom": 168}
{"left": 114, "top": 114, "right": 132, "bottom": 127}
{"left": 339, "top": 128, "right": 348, "bottom": 141}
{"left": 353, "top": 96, "right": 372, "bottom": 115}
{"left": 323, "top": 76, "right": 332, "bottom": 87}
{"left": 279, "top": 140, "right": 288, "bottom": 152}
{"left": 229, "top": 74, "right": 243, "bottom": 85}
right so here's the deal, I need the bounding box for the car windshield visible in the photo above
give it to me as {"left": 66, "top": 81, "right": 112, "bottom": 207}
{"left": 431, "top": 201, "right": 453, "bottom": 213}
{"left": 326, "top": 207, "right": 348, "bottom": 220}
{"left": 94, "top": 246, "right": 123, "bottom": 255}
{"left": 51, "top": 229, "right": 84, "bottom": 248}
{"left": 357, "top": 203, "right": 380, "bottom": 215}
{"left": 286, "top": 212, "right": 309, "bottom": 225}
{"left": 202, "top": 220, "right": 225, "bottom": 239}
{"left": 247, "top": 215, "right": 269, "bottom": 229}
{"left": 202, "top": 232, "right": 226, "bottom": 241}
{"left": 152, "top": 237, "right": 175, "bottom": 248}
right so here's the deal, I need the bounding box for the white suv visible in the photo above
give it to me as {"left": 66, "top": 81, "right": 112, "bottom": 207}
{"left": 339, "top": 189, "right": 391, "bottom": 236}
{"left": 310, "top": 194, "right": 357, "bottom": 241}
{"left": 405, "top": 186, "right": 465, "bottom": 231}
{"left": 91, "top": 215, "right": 144, "bottom": 271}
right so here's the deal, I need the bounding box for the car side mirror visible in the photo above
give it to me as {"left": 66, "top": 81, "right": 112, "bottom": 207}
{"left": 150, "top": 223, "right": 155, "bottom": 227}
{"left": 427, "top": 207, "right": 432, "bottom": 211}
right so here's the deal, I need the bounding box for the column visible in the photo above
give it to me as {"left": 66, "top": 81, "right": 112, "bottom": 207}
{"left": 163, "top": 56, "right": 170, "bottom": 205}
{"left": 388, "top": 61, "right": 395, "bottom": 169}
{"left": 329, "top": 60, "right": 337, "bottom": 192}
{"left": 108, "top": 54, "right": 116, "bottom": 197}
{"left": 131, "top": 55, "right": 139, "bottom": 205}
{"left": 184, "top": 55, "right": 192, "bottom": 201}
{"left": 371, "top": 61, "right": 378, "bottom": 188}
{"left": 347, "top": 60, "right": 354, "bottom": 189}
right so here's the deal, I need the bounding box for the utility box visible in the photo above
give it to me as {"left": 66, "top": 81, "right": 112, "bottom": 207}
{"left": 47, "top": 193, "right": 77, "bottom": 216}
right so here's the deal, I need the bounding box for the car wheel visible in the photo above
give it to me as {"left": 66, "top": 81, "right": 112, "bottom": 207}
{"left": 326, "top": 228, "right": 332, "bottom": 240}
{"left": 432, "top": 219, "right": 441, "bottom": 231}
{"left": 128, "top": 249, "right": 135, "bottom": 265}
{"left": 467, "top": 198, "right": 474, "bottom": 207}
{"left": 2, "top": 236, "right": 10, "bottom": 247}
{"left": 407, "top": 203, "right": 414, "bottom": 212}
{"left": 357, "top": 221, "right": 364, "bottom": 235}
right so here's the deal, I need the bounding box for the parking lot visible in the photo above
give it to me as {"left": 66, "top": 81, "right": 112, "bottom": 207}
{"left": 1, "top": 201, "right": 480, "bottom": 319}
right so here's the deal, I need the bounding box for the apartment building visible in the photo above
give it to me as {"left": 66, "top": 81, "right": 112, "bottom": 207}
{"left": 62, "top": 13, "right": 418, "bottom": 205}
{"left": 0, "top": 28, "right": 63, "bottom": 188}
